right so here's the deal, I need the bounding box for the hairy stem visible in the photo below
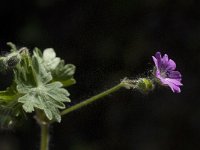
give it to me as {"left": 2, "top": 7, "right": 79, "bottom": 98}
{"left": 61, "top": 83, "right": 124, "bottom": 116}
{"left": 40, "top": 123, "right": 49, "bottom": 150}
{"left": 36, "top": 110, "right": 50, "bottom": 150}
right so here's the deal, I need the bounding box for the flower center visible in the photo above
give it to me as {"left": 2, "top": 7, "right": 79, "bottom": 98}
{"left": 160, "top": 69, "right": 170, "bottom": 78}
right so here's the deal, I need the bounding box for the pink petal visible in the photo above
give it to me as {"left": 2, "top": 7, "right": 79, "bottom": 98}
{"left": 168, "top": 71, "right": 182, "bottom": 80}
{"left": 155, "top": 52, "right": 161, "bottom": 60}
{"left": 166, "top": 59, "right": 176, "bottom": 70}
{"left": 162, "top": 54, "right": 169, "bottom": 64}
{"left": 152, "top": 56, "right": 159, "bottom": 68}
{"left": 167, "top": 82, "right": 181, "bottom": 93}
{"left": 165, "top": 78, "right": 183, "bottom": 86}
{"left": 158, "top": 77, "right": 182, "bottom": 93}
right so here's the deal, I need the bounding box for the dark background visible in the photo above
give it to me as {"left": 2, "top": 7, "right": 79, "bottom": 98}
{"left": 0, "top": 0, "right": 199, "bottom": 150}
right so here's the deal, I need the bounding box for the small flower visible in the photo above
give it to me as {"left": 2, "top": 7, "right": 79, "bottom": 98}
{"left": 152, "top": 52, "right": 183, "bottom": 93}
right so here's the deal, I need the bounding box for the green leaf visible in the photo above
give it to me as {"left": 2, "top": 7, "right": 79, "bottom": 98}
{"left": 7, "top": 42, "right": 17, "bottom": 52}
{"left": 14, "top": 49, "right": 37, "bottom": 93}
{"left": 0, "top": 83, "right": 25, "bottom": 128}
{"left": 32, "top": 49, "right": 52, "bottom": 85}
{"left": 42, "top": 48, "right": 76, "bottom": 87}
{"left": 0, "top": 86, "right": 18, "bottom": 101}
{"left": 18, "top": 82, "right": 70, "bottom": 122}
{"left": 43, "top": 48, "right": 61, "bottom": 71}
{"left": 14, "top": 48, "right": 71, "bottom": 122}
{"left": 0, "top": 102, "right": 25, "bottom": 128}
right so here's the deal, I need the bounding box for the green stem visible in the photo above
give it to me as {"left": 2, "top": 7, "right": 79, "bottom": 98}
{"left": 40, "top": 123, "right": 49, "bottom": 150}
{"left": 36, "top": 110, "right": 50, "bottom": 150}
{"left": 61, "top": 83, "right": 124, "bottom": 116}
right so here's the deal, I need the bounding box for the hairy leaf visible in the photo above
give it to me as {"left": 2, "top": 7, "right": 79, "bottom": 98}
{"left": 14, "top": 48, "right": 71, "bottom": 122}
{"left": 0, "top": 84, "right": 25, "bottom": 128}
{"left": 42, "top": 48, "right": 76, "bottom": 87}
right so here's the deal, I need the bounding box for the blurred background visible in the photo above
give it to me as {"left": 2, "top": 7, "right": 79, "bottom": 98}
{"left": 0, "top": 0, "right": 200, "bottom": 150}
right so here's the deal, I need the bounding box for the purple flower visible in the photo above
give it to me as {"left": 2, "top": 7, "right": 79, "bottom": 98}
{"left": 152, "top": 52, "right": 183, "bottom": 93}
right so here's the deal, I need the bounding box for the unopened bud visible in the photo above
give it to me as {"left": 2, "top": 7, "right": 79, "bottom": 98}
{"left": 121, "top": 77, "right": 154, "bottom": 94}
{"left": 136, "top": 78, "right": 154, "bottom": 94}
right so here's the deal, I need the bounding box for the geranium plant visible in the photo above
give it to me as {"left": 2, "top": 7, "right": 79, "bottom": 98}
{"left": 0, "top": 43, "right": 182, "bottom": 150}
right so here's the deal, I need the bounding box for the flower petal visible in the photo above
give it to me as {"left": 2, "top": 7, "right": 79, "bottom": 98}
{"left": 173, "top": 86, "right": 181, "bottom": 93}
{"left": 152, "top": 56, "right": 159, "bottom": 68}
{"left": 162, "top": 54, "right": 169, "bottom": 64}
{"left": 168, "top": 71, "right": 182, "bottom": 80}
{"left": 168, "top": 83, "right": 181, "bottom": 93}
{"left": 160, "top": 78, "right": 182, "bottom": 93}
{"left": 165, "top": 78, "right": 183, "bottom": 86}
{"left": 154, "top": 52, "right": 162, "bottom": 68}
{"left": 166, "top": 59, "right": 176, "bottom": 71}
{"left": 155, "top": 52, "right": 161, "bottom": 60}
{"left": 159, "top": 54, "right": 169, "bottom": 69}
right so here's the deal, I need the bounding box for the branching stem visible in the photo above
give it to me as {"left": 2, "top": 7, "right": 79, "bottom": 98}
{"left": 39, "top": 82, "right": 126, "bottom": 150}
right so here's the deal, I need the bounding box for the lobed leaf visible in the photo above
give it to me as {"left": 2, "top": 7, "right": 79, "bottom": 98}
{"left": 0, "top": 83, "right": 25, "bottom": 128}
{"left": 0, "top": 44, "right": 76, "bottom": 123}
{"left": 14, "top": 48, "right": 72, "bottom": 122}
{"left": 42, "top": 48, "right": 76, "bottom": 87}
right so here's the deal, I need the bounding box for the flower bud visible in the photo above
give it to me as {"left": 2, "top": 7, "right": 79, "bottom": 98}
{"left": 136, "top": 78, "right": 154, "bottom": 94}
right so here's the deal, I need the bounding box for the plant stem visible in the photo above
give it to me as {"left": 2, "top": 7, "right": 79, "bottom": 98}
{"left": 61, "top": 83, "right": 124, "bottom": 116}
{"left": 40, "top": 123, "right": 49, "bottom": 150}
{"left": 36, "top": 110, "right": 50, "bottom": 150}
